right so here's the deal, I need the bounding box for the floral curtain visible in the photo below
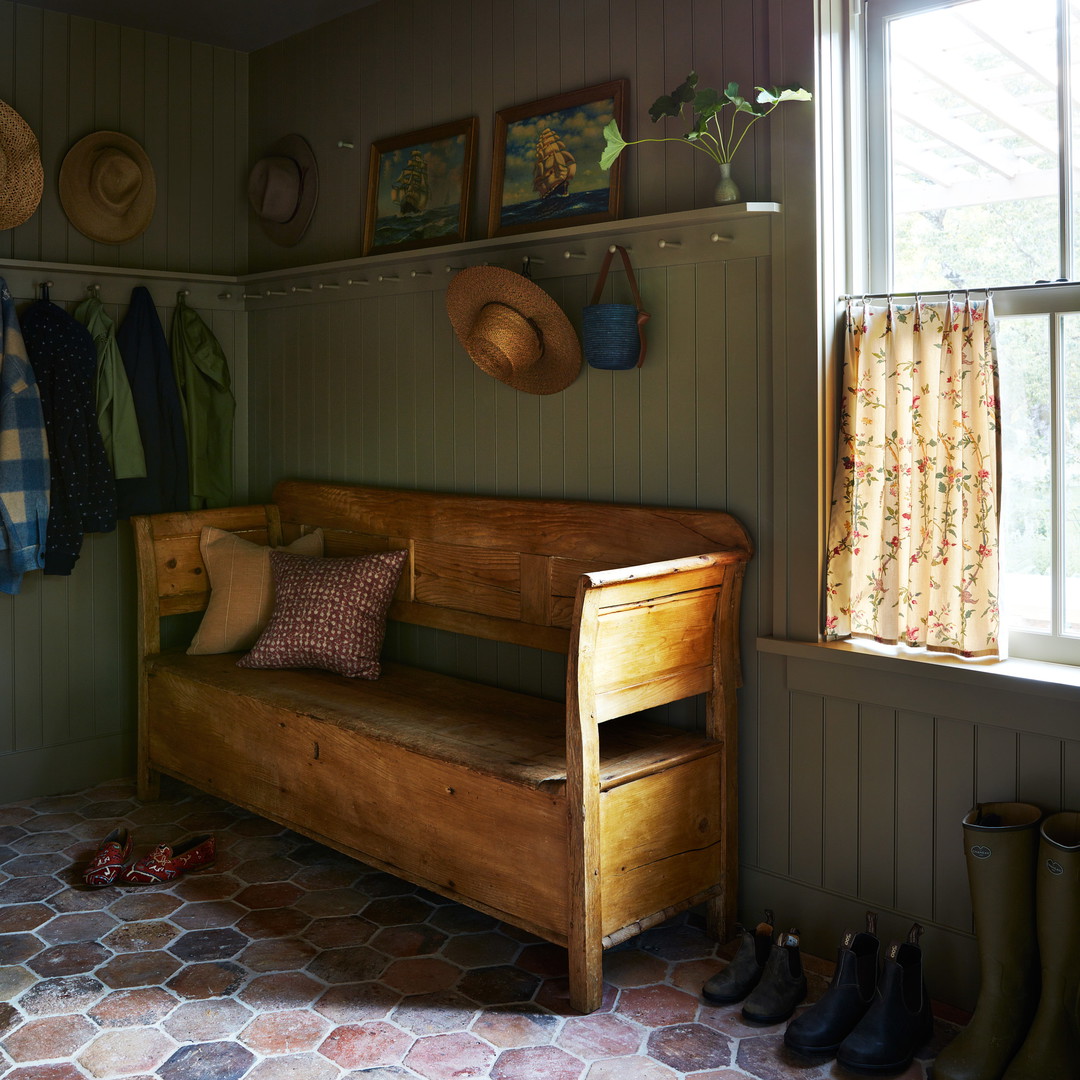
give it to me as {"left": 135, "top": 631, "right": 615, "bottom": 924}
{"left": 824, "top": 296, "right": 1001, "bottom": 657}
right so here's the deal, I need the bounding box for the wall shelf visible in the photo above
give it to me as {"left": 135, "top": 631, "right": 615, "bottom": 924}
{"left": 239, "top": 202, "right": 782, "bottom": 302}
{"left": 1, "top": 203, "right": 781, "bottom": 310}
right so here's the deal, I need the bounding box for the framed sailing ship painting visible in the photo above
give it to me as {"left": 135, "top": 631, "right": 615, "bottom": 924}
{"left": 488, "top": 80, "right": 627, "bottom": 238}
{"left": 363, "top": 117, "right": 479, "bottom": 256}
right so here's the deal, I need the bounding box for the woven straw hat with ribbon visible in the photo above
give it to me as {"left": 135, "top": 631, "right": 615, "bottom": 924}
{"left": 59, "top": 131, "right": 156, "bottom": 244}
{"left": 446, "top": 265, "right": 582, "bottom": 395}
{"left": 248, "top": 134, "right": 319, "bottom": 247}
{"left": 0, "top": 99, "right": 44, "bottom": 230}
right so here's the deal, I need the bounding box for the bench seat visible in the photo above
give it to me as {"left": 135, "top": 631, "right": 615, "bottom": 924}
{"left": 147, "top": 651, "right": 722, "bottom": 793}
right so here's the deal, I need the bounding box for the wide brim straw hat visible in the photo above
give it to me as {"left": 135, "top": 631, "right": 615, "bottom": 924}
{"left": 59, "top": 131, "right": 156, "bottom": 244}
{"left": 445, "top": 266, "right": 582, "bottom": 395}
{"left": 248, "top": 134, "right": 319, "bottom": 246}
{"left": 0, "top": 99, "right": 44, "bottom": 230}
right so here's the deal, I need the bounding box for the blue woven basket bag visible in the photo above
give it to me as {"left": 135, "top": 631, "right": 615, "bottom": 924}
{"left": 582, "top": 244, "right": 650, "bottom": 370}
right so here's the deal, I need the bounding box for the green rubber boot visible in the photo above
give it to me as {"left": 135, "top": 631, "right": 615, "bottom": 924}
{"left": 932, "top": 802, "right": 1041, "bottom": 1080}
{"left": 1002, "top": 812, "right": 1080, "bottom": 1080}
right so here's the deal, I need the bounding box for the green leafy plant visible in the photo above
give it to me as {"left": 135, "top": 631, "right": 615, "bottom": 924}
{"left": 601, "top": 72, "right": 812, "bottom": 171}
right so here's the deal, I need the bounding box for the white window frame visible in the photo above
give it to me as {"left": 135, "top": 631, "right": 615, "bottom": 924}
{"left": 860, "top": 0, "right": 1080, "bottom": 665}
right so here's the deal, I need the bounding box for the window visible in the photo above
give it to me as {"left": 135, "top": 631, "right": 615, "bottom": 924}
{"left": 863, "top": 0, "right": 1080, "bottom": 664}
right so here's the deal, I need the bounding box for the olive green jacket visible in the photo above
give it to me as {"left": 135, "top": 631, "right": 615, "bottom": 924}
{"left": 169, "top": 295, "right": 235, "bottom": 509}
{"left": 73, "top": 296, "right": 146, "bottom": 480}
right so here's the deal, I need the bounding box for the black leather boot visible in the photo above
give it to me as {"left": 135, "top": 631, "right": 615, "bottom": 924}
{"left": 741, "top": 927, "right": 807, "bottom": 1024}
{"left": 784, "top": 911, "right": 880, "bottom": 1057}
{"left": 702, "top": 908, "right": 774, "bottom": 1005}
{"left": 837, "top": 923, "right": 934, "bottom": 1074}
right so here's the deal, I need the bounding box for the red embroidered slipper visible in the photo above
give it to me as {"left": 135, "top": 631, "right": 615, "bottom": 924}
{"left": 119, "top": 834, "right": 216, "bottom": 885}
{"left": 83, "top": 827, "right": 134, "bottom": 887}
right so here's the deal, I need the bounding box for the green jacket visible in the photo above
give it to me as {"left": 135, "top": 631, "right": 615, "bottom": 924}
{"left": 170, "top": 295, "right": 235, "bottom": 510}
{"left": 73, "top": 296, "right": 146, "bottom": 480}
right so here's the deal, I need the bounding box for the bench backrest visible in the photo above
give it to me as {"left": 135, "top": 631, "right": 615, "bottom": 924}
{"left": 132, "top": 480, "right": 752, "bottom": 663}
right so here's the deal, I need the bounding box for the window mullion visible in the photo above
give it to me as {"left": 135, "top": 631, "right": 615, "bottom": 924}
{"left": 1052, "top": 313, "right": 1066, "bottom": 636}
{"left": 1058, "top": 0, "right": 1073, "bottom": 279}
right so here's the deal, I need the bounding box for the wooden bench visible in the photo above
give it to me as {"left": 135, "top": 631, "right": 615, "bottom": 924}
{"left": 132, "top": 479, "right": 752, "bottom": 1012}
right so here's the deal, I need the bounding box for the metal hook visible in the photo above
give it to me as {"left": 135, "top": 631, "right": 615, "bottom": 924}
{"left": 378, "top": 274, "right": 400, "bottom": 282}
{"left": 86, "top": 283, "right": 101, "bottom": 297}
{"left": 657, "top": 239, "right": 681, "bottom": 248}
{"left": 563, "top": 251, "right": 587, "bottom": 260}
{"left": 318, "top": 282, "right": 341, "bottom": 289}
{"left": 40, "top": 280, "right": 53, "bottom": 301}
{"left": 347, "top": 278, "right": 370, "bottom": 286}
{"left": 410, "top": 270, "right": 432, "bottom": 278}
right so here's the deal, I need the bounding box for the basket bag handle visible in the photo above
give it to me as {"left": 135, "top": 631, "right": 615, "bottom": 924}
{"left": 590, "top": 244, "right": 650, "bottom": 368}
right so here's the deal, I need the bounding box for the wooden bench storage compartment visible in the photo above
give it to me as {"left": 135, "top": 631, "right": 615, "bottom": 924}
{"left": 133, "top": 480, "right": 752, "bottom": 1012}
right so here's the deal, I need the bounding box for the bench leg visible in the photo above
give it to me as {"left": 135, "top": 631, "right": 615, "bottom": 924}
{"left": 568, "top": 938, "right": 604, "bottom": 1013}
{"left": 706, "top": 892, "right": 730, "bottom": 944}
{"left": 137, "top": 759, "right": 160, "bottom": 802}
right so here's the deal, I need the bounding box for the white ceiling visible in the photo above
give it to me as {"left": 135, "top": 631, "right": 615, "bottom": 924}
{"left": 15, "top": 0, "right": 381, "bottom": 52}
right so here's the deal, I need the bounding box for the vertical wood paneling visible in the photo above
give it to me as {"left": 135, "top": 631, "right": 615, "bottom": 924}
{"left": 894, "top": 709, "right": 935, "bottom": 918}
{"left": 39, "top": 11, "right": 70, "bottom": 262}
{"left": 12, "top": 4, "right": 43, "bottom": 263}
{"left": 788, "top": 691, "right": 824, "bottom": 886}
{"left": 666, "top": 264, "right": 697, "bottom": 507}
{"left": 1018, "top": 732, "right": 1064, "bottom": 811}
{"left": 822, "top": 696, "right": 859, "bottom": 897}
{"left": 0, "top": 4, "right": 246, "bottom": 274}
{"left": 976, "top": 724, "right": 1018, "bottom": 803}
{"left": 857, "top": 704, "right": 896, "bottom": 909}
{"left": 934, "top": 716, "right": 976, "bottom": 929}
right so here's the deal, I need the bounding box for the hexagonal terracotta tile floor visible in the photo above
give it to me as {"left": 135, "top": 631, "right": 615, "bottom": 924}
{"left": 0, "top": 778, "right": 952, "bottom": 1079}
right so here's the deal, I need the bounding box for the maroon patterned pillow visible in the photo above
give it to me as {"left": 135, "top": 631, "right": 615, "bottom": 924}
{"left": 237, "top": 548, "right": 408, "bottom": 679}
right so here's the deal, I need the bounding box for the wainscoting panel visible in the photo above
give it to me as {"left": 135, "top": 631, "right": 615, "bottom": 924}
{"left": 0, "top": 1, "right": 248, "bottom": 275}
{"left": 749, "top": 647, "right": 1080, "bottom": 1008}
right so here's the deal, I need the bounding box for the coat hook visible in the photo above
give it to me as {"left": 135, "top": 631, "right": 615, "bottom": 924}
{"left": 445, "top": 265, "right": 465, "bottom": 273}
{"left": 318, "top": 282, "right": 340, "bottom": 289}
{"left": 242, "top": 292, "right": 264, "bottom": 299}
{"left": 266, "top": 289, "right": 287, "bottom": 296}
{"left": 337, "top": 140, "right": 355, "bottom": 149}
{"left": 657, "top": 239, "right": 681, "bottom": 248}
{"left": 378, "top": 274, "right": 400, "bottom": 282}
{"left": 522, "top": 256, "right": 545, "bottom": 266}
{"left": 710, "top": 233, "right": 733, "bottom": 244}
{"left": 607, "top": 244, "right": 630, "bottom": 254}
{"left": 218, "top": 291, "right": 232, "bottom": 300}
{"left": 291, "top": 285, "right": 313, "bottom": 293}
{"left": 86, "top": 283, "right": 101, "bottom": 296}
{"left": 410, "top": 269, "right": 432, "bottom": 278}
{"left": 39, "top": 280, "right": 53, "bottom": 300}
{"left": 563, "top": 251, "right": 587, "bottom": 260}
{"left": 347, "top": 278, "right": 370, "bottom": 286}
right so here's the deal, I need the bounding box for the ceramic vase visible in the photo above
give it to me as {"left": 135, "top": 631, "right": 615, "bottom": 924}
{"left": 714, "top": 162, "right": 741, "bottom": 205}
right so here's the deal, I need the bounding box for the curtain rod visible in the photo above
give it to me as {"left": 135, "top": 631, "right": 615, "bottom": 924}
{"left": 839, "top": 280, "right": 1078, "bottom": 301}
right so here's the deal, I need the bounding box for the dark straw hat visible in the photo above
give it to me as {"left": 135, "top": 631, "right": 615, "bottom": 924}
{"left": 248, "top": 134, "right": 319, "bottom": 246}
{"left": 445, "top": 266, "right": 582, "bottom": 395}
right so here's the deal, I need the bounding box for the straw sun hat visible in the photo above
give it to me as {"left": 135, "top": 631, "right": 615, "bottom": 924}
{"left": 59, "top": 131, "right": 156, "bottom": 244}
{"left": 0, "top": 99, "right": 44, "bottom": 230}
{"left": 446, "top": 266, "right": 582, "bottom": 395}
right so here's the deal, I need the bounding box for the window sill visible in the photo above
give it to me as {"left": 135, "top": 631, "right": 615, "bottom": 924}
{"left": 756, "top": 636, "right": 1080, "bottom": 704}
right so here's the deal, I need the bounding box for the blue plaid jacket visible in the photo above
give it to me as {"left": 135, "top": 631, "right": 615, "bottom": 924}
{"left": 0, "top": 278, "right": 50, "bottom": 594}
